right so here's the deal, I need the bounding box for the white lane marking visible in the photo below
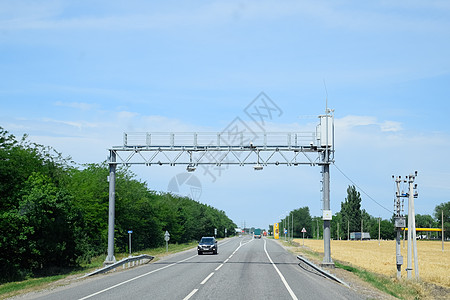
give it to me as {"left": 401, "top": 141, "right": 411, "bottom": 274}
{"left": 200, "top": 272, "right": 214, "bottom": 285}
{"left": 182, "top": 237, "right": 254, "bottom": 299}
{"left": 78, "top": 254, "right": 198, "bottom": 300}
{"left": 183, "top": 289, "right": 198, "bottom": 300}
{"left": 264, "top": 239, "right": 298, "bottom": 300}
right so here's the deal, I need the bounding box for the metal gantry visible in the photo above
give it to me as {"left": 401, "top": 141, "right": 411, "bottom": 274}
{"left": 105, "top": 112, "right": 335, "bottom": 265}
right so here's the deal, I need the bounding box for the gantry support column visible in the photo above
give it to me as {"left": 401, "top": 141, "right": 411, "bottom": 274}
{"left": 322, "top": 155, "right": 333, "bottom": 266}
{"left": 105, "top": 150, "right": 116, "bottom": 265}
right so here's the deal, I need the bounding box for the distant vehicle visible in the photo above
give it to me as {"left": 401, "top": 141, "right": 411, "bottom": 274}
{"left": 197, "top": 237, "right": 218, "bottom": 255}
{"left": 254, "top": 228, "right": 262, "bottom": 239}
{"left": 350, "top": 232, "right": 371, "bottom": 240}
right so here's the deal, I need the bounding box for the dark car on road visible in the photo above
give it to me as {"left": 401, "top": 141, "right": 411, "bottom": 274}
{"left": 197, "top": 237, "right": 218, "bottom": 255}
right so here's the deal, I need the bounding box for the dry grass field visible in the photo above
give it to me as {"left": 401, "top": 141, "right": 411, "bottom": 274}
{"left": 292, "top": 239, "right": 449, "bottom": 288}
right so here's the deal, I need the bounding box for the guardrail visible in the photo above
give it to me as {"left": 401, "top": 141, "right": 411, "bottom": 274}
{"left": 296, "top": 255, "right": 349, "bottom": 288}
{"left": 81, "top": 254, "right": 154, "bottom": 278}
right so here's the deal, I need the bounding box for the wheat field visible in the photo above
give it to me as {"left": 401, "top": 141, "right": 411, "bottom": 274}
{"left": 292, "top": 239, "right": 449, "bottom": 288}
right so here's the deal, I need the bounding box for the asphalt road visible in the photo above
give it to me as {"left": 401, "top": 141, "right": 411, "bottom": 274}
{"left": 28, "top": 237, "right": 364, "bottom": 300}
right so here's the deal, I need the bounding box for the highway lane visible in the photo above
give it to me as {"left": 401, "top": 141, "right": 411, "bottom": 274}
{"left": 28, "top": 237, "right": 364, "bottom": 300}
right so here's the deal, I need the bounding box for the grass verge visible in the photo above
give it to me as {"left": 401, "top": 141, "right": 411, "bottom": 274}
{"left": 333, "top": 261, "right": 421, "bottom": 299}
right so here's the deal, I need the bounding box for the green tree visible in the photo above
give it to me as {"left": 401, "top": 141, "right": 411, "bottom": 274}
{"left": 0, "top": 127, "right": 238, "bottom": 283}
{"left": 18, "top": 173, "right": 81, "bottom": 273}
{"left": 415, "top": 214, "right": 437, "bottom": 228}
{"left": 434, "top": 202, "right": 450, "bottom": 239}
{"left": 331, "top": 212, "right": 343, "bottom": 240}
{"left": 341, "top": 185, "right": 362, "bottom": 233}
{"left": 368, "top": 217, "right": 395, "bottom": 240}
{"left": 291, "top": 207, "right": 312, "bottom": 238}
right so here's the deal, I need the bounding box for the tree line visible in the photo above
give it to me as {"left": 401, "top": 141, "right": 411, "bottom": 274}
{"left": 0, "top": 127, "right": 236, "bottom": 283}
{"left": 272, "top": 185, "right": 449, "bottom": 240}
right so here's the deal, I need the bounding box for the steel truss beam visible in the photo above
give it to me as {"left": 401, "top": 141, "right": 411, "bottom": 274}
{"left": 110, "top": 132, "right": 333, "bottom": 167}
{"left": 110, "top": 146, "right": 328, "bottom": 167}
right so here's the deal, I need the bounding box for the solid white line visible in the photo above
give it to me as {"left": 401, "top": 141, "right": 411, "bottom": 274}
{"left": 264, "top": 239, "right": 298, "bottom": 300}
{"left": 200, "top": 272, "right": 214, "bottom": 285}
{"left": 183, "top": 289, "right": 198, "bottom": 300}
{"left": 78, "top": 254, "right": 198, "bottom": 300}
{"left": 215, "top": 264, "right": 224, "bottom": 271}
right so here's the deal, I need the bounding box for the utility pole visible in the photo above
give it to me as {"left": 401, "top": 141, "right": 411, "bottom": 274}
{"left": 442, "top": 210, "right": 445, "bottom": 252}
{"left": 378, "top": 217, "right": 381, "bottom": 246}
{"left": 337, "top": 222, "right": 339, "bottom": 240}
{"left": 361, "top": 219, "right": 363, "bottom": 241}
{"left": 347, "top": 219, "right": 349, "bottom": 241}
{"left": 292, "top": 212, "right": 294, "bottom": 241}
{"left": 393, "top": 175, "right": 405, "bottom": 280}
{"left": 407, "top": 172, "right": 419, "bottom": 280}
{"left": 317, "top": 219, "right": 319, "bottom": 239}
{"left": 396, "top": 172, "right": 419, "bottom": 280}
{"left": 287, "top": 213, "right": 290, "bottom": 242}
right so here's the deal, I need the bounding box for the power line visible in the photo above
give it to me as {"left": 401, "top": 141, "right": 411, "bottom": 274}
{"left": 333, "top": 163, "right": 392, "bottom": 214}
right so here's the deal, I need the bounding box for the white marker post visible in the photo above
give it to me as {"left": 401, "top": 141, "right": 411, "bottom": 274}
{"left": 164, "top": 231, "right": 170, "bottom": 253}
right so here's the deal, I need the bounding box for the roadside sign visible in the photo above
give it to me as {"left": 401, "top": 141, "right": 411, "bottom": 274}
{"left": 274, "top": 223, "right": 279, "bottom": 239}
{"left": 301, "top": 228, "right": 306, "bottom": 246}
{"left": 128, "top": 230, "right": 133, "bottom": 255}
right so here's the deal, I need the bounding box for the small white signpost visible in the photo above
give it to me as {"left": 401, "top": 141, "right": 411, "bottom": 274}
{"left": 128, "top": 230, "right": 133, "bottom": 256}
{"left": 164, "top": 231, "right": 170, "bottom": 253}
{"left": 301, "top": 228, "right": 307, "bottom": 246}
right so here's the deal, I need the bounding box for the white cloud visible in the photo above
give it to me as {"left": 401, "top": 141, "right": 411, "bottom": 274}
{"left": 117, "top": 111, "right": 139, "bottom": 119}
{"left": 335, "top": 115, "right": 403, "bottom": 133}
{"left": 40, "top": 118, "right": 101, "bottom": 130}
{"left": 54, "top": 101, "right": 95, "bottom": 111}
{"left": 379, "top": 120, "right": 402, "bottom": 132}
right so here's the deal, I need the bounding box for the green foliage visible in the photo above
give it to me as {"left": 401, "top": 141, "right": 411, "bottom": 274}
{"left": 334, "top": 261, "right": 423, "bottom": 299}
{"left": 18, "top": 173, "right": 81, "bottom": 272}
{"left": 0, "top": 127, "right": 236, "bottom": 283}
{"left": 336, "top": 185, "right": 396, "bottom": 240}
{"left": 434, "top": 201, "right": 450, "bottom": 238}
{"left": 280, "top": 207, "right": 313, "bottom": 238}
{"left": 340, "top": 185, "right": 362, "bottom": 232}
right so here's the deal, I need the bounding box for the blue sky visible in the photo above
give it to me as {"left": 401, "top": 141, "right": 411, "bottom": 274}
{"left": 1, "top": 1, "right": 450, "bottom": 230}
